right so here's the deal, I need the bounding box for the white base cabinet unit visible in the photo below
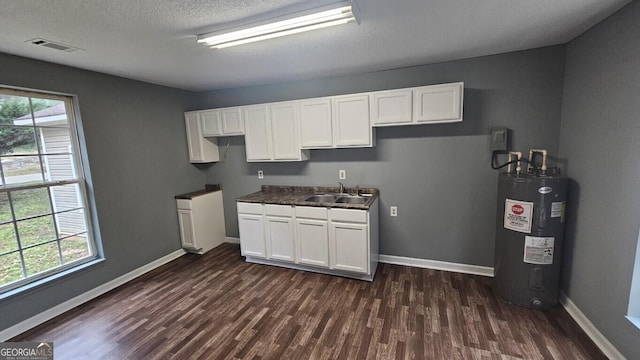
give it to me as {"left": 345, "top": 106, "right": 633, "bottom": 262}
{"left": 295, "top": 206, "right": 330, "bottom": 268}
{"left": 329, "top": 208, "right": 370, "bottom": 273}
{"left": 237, "top": 202, "right": 266, "bottom": 258}
{"left": 265, "top": 204, "right": 296, "bottom": 262}
{"left": 184, "top": 112, "right": 219, "bottom": 163}
{"left": 236, "top": 199, "right": 379, "bottom": 281}
{"left": 175, "top": 187, "right": 226, "bottom": 254}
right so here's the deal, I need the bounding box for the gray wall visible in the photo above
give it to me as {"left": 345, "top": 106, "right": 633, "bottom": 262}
{"left": 558, "top": 2, "right": 640, "bottom": 358}
{"left": 197, "top": 46, "right": 566, "bottom": 267}
{"left": 0, "top": 53, "right": 205, "bottom": 330}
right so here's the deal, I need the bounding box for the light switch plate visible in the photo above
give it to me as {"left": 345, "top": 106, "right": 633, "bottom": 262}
{"left": 490, "top": 127, "right": 508, "bottom": 151}
{"left": 258, "top": 170, "right": 264, "bottom": 179}
{"left": 339, "top": 170, "right": 346, "bottom": 180}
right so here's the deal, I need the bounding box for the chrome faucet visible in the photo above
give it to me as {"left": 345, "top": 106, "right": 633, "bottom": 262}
{"left": 338, "top": 182, "right": 345, "bottom": 194}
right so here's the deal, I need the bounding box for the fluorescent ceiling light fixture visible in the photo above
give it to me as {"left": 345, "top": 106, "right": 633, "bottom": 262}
{"left": 197, "top": 1, "right": 360, "bottom": 49}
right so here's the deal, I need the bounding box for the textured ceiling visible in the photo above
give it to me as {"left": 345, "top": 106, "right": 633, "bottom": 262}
{"left": 0, "top": 0, "right": 631, "bottom": 91}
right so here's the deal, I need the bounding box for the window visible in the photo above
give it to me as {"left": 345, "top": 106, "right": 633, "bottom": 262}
{"left": 0, "top": 87, "right": 97, "bottom": 293}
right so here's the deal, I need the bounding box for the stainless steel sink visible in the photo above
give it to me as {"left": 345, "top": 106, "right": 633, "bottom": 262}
{"left": 303, "top": 193, "right": 369, "bottom": 205}
{"left": 304, "top": 194, "right": 336, "bottom": 202}
{"left": 334, "top": 195, "right": 367, "bottom": 204}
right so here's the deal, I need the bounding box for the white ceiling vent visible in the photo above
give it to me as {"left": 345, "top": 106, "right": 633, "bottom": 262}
{"left": 26, "top": 38, "right": 83, "bottom": 53}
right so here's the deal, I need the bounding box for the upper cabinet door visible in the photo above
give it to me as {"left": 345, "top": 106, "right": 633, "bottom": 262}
{"left": 185, "top": 112, "right": 219, "bottom": 163}
{"left": 270, "top": 102, "right": 300, "bottom": 160}
{"left": 299, "top": 98, "right": 333, "bottom": 148}
{"left": 220, "top": 107, "right": 244, "bottom": 135}
{"left": 332, "top": 94, "right": 372, "bottom": 147}
{"left": 200, "top": 110, "right": 221, "bottom": 136}
{"left": 244, "top": 105, "right": 272, "bottom": 161}
{"left": 185, "top": 113, "right": 203, "bottom": 161}
{"left": 371, "top": 89, "right": 413, "bottom": 126}
{"left": 413, "top": 82, "right": 463, "bottom": 123}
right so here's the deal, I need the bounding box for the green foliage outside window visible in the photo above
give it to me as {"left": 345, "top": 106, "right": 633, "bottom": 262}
{"left": 0, "top": 97, "right": 51, "bottom": 155}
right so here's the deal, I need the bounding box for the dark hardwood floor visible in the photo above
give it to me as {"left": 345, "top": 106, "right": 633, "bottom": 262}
{"left": 12, "top": 243, "right": 605, "bottom": 359}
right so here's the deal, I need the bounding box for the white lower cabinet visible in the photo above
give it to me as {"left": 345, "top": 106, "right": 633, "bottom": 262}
{"left": 238, "top": 203, "right": 266, "bottom": 258}
{"left": 266, "top": 216, "right": 295, "bottom": 262}
{"left": 238, "top": 213, "right": 266, "bottom": 258}
{"left": 237, "top": 200, "right": 379, "bottom": 281}
{"left": 296, "top": 218, "right": 329, "bottom": 268}
{"left": 330, "top": 222, "right": 368, "bottom": 274}
{"left": 177, "top": 209, "right": 196, "bottom": 249}
{"left": 176, "top": 190, "right": 226, "bottom": 254}
{"left": 265, "top": 204, "right": 295, "bottom": 262}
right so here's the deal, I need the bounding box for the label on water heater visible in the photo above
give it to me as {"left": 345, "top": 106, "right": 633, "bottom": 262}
{"left": 504, "top": 199, "right": 534, "bottom": 233}
{"left": 523, "top": 236, "right": 555, "bottom": 264}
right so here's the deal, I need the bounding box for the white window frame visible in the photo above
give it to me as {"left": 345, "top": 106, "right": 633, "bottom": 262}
{"left": 0, "top": 86, "right": 99, "bottom": 294}
{"left": 627, "top": 229, "right": 640, "bottom": 328}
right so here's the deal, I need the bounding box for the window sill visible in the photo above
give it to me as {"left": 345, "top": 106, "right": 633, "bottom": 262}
{"left": 0, "top": 257, "right": 105, "bottom": 302}
{"left": 626, "top": 316, "right": 640, "bottom": 331}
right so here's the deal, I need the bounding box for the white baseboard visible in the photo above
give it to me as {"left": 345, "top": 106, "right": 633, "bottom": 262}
{"left": 378, "top": 254, "right": 494, "bottom": 277}
{"left": 226, "top": 237, "right": 240, "bottom": 244}
{"left": 0, "top": 249, "right": 186, "bottom": 341}
{"left": 559, "top": 293, "right": 625, "bottom": 360}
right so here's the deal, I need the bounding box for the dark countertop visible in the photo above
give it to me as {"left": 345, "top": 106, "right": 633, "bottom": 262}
{"left": 237, "top": 185, "right": 379, "bottom": 210}
{"left": 175, "top": 184, "right": 221, "bottom": 199}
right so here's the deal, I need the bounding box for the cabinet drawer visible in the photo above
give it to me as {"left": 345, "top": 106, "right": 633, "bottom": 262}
{"left": 265, "top": 204, "right": 293, "bottom": 217}
{"left": 237, "top": 202, "right": 263, "bottom": 215}
{"left": 330, "top": 208, "right": 367, "bottom": 223}
{"left": 176, "top": 199, "right": 192, "bottom": 210}
{"left": 295, "top": 206, "right": 328, "bottom": 220}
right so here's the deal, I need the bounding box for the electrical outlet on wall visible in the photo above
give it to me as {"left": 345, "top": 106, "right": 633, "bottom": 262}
{"left": 339, "top": 170, "right": 346, "bottom": 180}
{"left": 390, "top": 206, "right": 398, "bottom": 217}
{"left": 258, "top": 170, "right": 264, "bottom": 179}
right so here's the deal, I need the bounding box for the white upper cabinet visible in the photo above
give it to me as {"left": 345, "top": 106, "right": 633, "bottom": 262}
{"left": 299, "top": 98, "right": 333, "bottom": 148}
{"left": 270, "top": 102, "right": 302, "bottom": 160}
{"left": 413, "top": 82, "right": 463, "bottom": 123}
{"left": 184, "top": 111, "right": 219, "bottom": 163}
{"left": 201, "top": 107, "right": 244, "bottom": 137}
{"left": 244, "top": 103, "right": 309, "bottom": 162}
{"left": 200, "top": 110, "right": 221, "bottom": 136}
{"left": 332, "top": 94, "right": 373, "bottom": 147}
{"left": 244, "top": 105, "right": 272, "bottom": 161}
{"left": 371, "top": 89, "right": 413, "bottom": 126}
{"left": 299, "top": 95, "right": 373, "bottom": 149}
{"left": 220, "top": 107, "right": 244, "bottom": 135}
{"left": 185, "top": 81, "right": 464, "bottom": 162}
